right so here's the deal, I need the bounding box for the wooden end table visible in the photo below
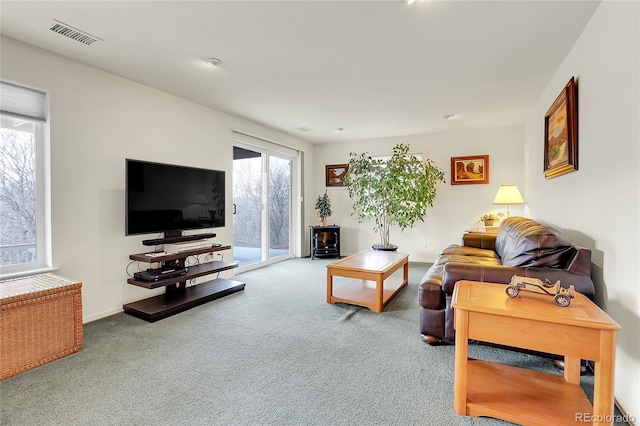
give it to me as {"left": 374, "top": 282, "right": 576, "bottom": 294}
{"left": 452, "top": 280, "right": 620, "bottom": 426}
{"left": 326, "top": 251, "right": 408, "bottom": 312}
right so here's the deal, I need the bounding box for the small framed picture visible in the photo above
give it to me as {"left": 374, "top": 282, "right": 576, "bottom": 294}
{"left": 450, "top": 155, "right": 489, "bottom": 185}
{"left": 544, "top": 77, "right": 578, "bottom": 179}
{"left": 325, "top": 164, "right": 349, "bottom": 187}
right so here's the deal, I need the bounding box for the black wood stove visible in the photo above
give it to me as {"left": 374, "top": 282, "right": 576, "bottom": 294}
{"left": 309, "top": 225, "right": 341, "bottom": 259}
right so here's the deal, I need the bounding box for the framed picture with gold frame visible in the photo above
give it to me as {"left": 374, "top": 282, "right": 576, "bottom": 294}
{"left": 325, "top": 164, "right": 349, "bottom": 187}
{"left": 544, "top": 77, "right": 578, "bottom": 179}
{"left": 451, "top": 155, "right": 489, "bottom": 185}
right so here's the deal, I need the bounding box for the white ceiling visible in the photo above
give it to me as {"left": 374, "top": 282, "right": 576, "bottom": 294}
{"left": 0, "top": 0, "right": 601, "bottom": 144}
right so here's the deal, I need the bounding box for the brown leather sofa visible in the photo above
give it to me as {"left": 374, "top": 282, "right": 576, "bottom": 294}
{"left": 418, "top": 216, "right": 595, "bottom": 344}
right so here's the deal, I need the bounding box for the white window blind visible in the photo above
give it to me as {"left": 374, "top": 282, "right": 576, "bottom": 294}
{"left": 0, "top": 81, "right": 46, "bottom": 122}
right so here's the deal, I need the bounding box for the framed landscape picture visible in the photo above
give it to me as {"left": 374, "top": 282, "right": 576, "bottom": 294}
{"left": 325, "top": 164, "right": 349, "bottom": 187}
{"left": 544, "top": 77, "right": 578, "bottom": 179}
{"left": 451, "top": 155, "right": 489, "bottom": 185}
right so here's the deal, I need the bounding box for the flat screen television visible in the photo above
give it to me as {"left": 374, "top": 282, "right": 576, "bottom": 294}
{"left": 125, "top": 159, "right": 225, "bottom": 236}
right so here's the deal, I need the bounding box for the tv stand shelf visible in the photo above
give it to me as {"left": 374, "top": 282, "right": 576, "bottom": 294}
{"left": 129, "top": 244, "right": 231, "bottom": 263}
{"left": 127, "top": 261, "right": 238, "bottom": 289}
{"left": 124, "top": 244, "right": 244, "bottom": 322}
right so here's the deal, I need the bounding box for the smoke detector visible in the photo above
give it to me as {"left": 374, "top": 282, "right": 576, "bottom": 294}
{"left": 205, "top": 57, "right": 222, "bottom": 66}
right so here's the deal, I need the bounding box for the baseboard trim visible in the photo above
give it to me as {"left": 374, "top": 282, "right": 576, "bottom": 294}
{"left": 83, "top": 308, "right": 124, "bottom": 323}
{"left": 614, "top": 398, "right": 637, "bottom": 426}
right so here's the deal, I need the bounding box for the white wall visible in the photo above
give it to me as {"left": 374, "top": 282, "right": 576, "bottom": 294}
{"left": 0, "top": 37, "right": 314, "bottom": 322}
{"left": 522, "top": 2, "right": 639, "bottom": 416}
{"left": 312, "top": 125, "right": 525, "bottom": 262}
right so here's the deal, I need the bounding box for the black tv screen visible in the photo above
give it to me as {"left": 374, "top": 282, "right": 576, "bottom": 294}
{"left": 126, "top": 159, "right": 225, "bottom": 236}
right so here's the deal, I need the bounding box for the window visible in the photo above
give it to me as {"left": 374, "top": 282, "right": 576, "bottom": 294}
{"left": 0, "top": 80, "right": 50, "bottom": 277}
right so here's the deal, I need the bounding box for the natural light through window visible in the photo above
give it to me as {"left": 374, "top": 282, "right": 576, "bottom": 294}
{"left": 0, "top": 81, "right": 49, "bottom": 277}
{"left": 0, "top": 121, "right": 37, "bottom": 266}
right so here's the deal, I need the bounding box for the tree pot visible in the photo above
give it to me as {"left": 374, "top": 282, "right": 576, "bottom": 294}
{"left": 372, "top": 244, "right": 398, "bottom": 252}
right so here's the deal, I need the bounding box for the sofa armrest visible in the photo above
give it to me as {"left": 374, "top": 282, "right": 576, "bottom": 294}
{"left": 441, "top": 262, "right": 595, "bottom": 300}
{"left": 442, "top": 263, "right": 519, "bottom": 294}
{"left": 418, "top": 282, "right": 444, "bottom": 309}
{"left": 566, "top": 246, "right": 592, "bottom": 276}
{"left": 462, "top": 233, "right": 497, "bottom": 251}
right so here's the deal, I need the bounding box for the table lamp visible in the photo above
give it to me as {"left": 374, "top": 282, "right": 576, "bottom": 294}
{"left": 493, "top": 184, "right": 524, "bottom": 217}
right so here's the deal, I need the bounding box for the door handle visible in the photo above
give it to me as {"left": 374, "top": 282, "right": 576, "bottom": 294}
{"left": 233, "top": 203, "right": 237, "bottom": 215}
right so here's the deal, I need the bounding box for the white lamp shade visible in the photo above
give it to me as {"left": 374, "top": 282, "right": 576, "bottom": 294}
{"left": 493, "top": 185, "right": 524, "bottom": 205}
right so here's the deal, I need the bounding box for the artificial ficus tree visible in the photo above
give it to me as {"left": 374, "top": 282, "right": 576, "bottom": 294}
{"left": 343, "top": 143, "right": 445, "bottom": 249}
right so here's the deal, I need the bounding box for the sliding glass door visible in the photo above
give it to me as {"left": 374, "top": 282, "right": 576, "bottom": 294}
{"left": 233, "top": 145, "right": 293, "bottom": 269}
{"left": 268, "top": 156, "right": 291, "bottom": 259}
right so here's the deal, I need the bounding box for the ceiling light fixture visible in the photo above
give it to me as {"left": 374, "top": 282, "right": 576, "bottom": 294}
{"left": 443, "top": 114, "right": 456, "bottom": 119}
{"left": 335, "top": 128, "right": 345, "bottom": 132}
{"left": 204, "top": 57, "right": 222, "bottom": 66}
{"left": 403, "top": 0, "right": 418, "bottom": 4}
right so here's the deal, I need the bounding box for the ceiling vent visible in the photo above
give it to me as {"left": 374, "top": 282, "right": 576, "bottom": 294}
{"left": 49, "top": 20, "right": 103, "bottom": 45}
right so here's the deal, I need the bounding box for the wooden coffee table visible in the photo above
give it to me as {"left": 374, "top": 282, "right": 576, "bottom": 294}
{"left": 326, "top": 251, "right": 408, "bottom": 312}
{"left": 452, "top": 280, "right": 620, "bottom": 425}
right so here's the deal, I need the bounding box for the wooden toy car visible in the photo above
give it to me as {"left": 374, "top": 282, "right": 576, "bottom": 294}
{"left": 505, "top": 275, "right": 575, "bottom": 307}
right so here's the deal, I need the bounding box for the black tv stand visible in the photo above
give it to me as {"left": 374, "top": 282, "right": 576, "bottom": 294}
{"left": 142, "top": 232, "right": 216, "bottom": 246}
{"left": 123, "top": 243, "right": 244, "bottom": 322}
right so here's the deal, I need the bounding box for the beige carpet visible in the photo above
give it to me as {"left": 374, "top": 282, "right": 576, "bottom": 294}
{"left": 1, "top": 257, "right": 608, "bottom": 425}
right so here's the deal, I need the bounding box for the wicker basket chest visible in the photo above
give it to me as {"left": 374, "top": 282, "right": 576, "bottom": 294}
{"left": 1, "top": 274, "right": 83, "bottom": 380}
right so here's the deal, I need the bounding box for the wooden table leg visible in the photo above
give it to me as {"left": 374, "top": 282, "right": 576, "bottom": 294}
{"left": 403, "top": 260, "right": 409, "bottom": 284}
{"left": 375, "top": 275, "right": 384, "bottom": 312}
{"left": 564, "top": 356, "right": 581, "bottom": 385}
{"left": 593, "top": 331, "right": 616, "bottom": 426}
{"left": 454, "top": 308, "right": 469, "bottom": 415}
{"left": 326, "top": 269, "right": 333, "bottom": 304}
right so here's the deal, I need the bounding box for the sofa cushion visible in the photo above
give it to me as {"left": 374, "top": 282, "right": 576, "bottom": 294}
{"left": 418, "top": 245, "right": 502, "bottom": 308}
{"left": 440, "top": 244, "right": 500, "bottom": 258}
{"left": 495, "top": 217, "right": 575, "bottom": 268}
